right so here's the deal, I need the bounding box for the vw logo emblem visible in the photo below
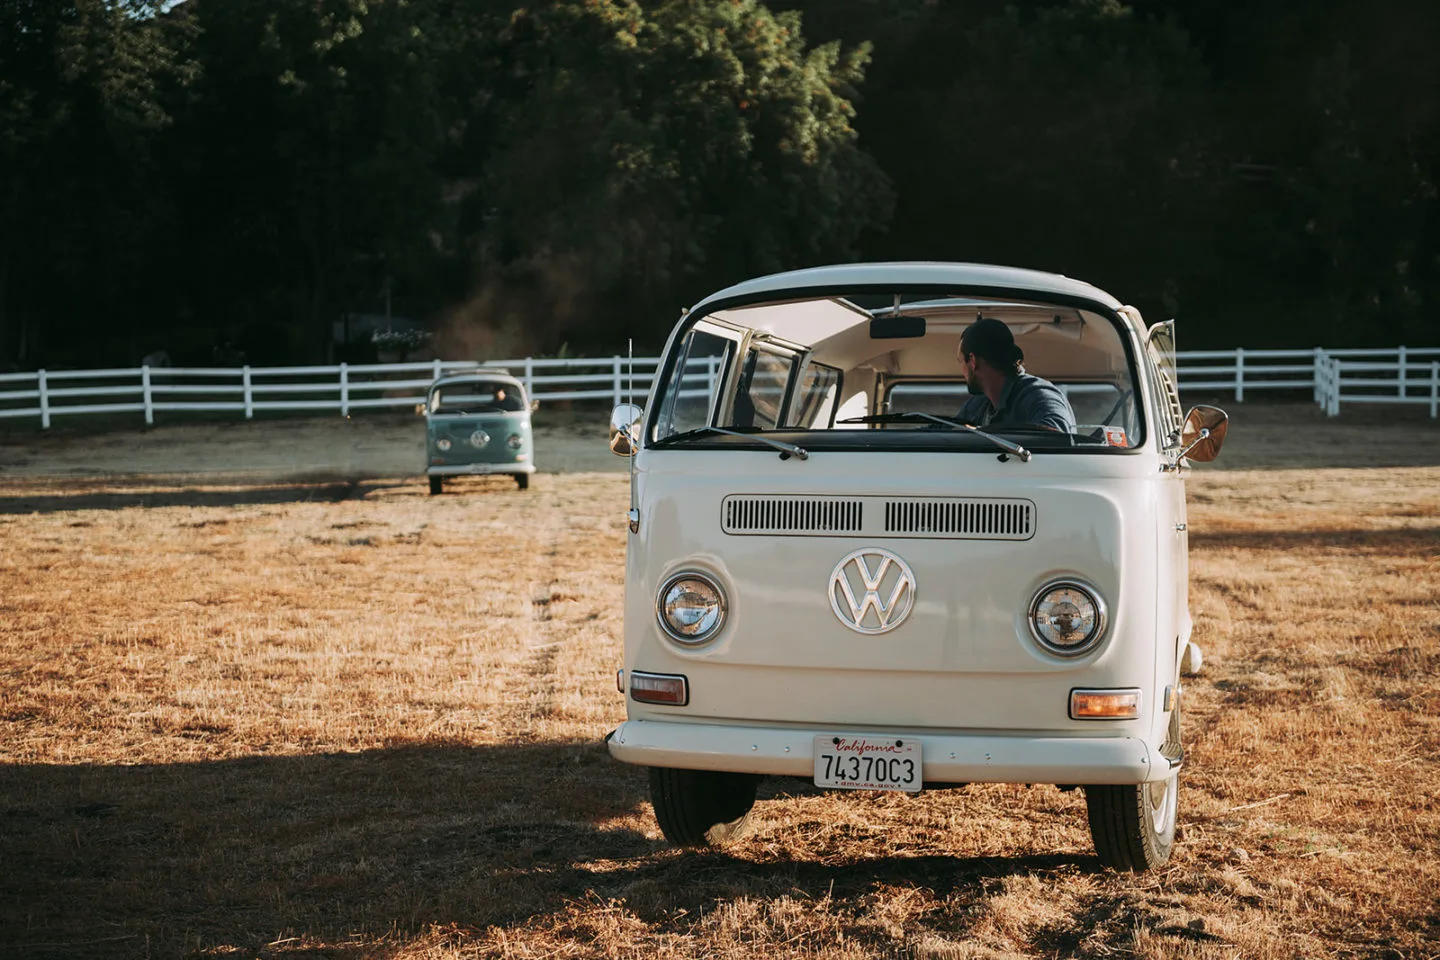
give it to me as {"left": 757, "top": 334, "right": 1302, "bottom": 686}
{"left": 829, "top": 548, "right": 916, "bottom": 635}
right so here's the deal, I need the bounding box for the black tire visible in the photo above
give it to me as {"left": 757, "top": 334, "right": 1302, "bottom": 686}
{"left": 428, "top": 476, "right": 443, "bottom": 496}
{"left": 514, "top": 473, "right": 530, "bottom": 490}
{"left": 1085, "top": 707, "right": 1181, "bottom": 871}
{"left": 648, "top": 766, "right": 760, "bottom": 847}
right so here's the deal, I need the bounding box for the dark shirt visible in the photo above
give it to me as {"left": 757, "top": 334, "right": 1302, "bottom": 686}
{"left": 958, "top": 372, "right": 1076, "bottom": 433}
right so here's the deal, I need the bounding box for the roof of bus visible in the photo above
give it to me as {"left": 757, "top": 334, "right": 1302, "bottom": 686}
{"left": 429, "top": 369, "right": 521, "bottom": 389}
{"left": 688, "top": 262, "right": 1124, "bottom": 315}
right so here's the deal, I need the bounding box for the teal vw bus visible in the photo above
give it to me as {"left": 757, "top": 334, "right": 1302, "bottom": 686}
{"left": 425, "top": 370, "right": 537, "bottom": 494}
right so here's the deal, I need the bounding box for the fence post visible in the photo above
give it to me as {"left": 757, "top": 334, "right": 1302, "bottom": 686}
{"left": 142, "top": 365, "right": 154, "bottom": 425}
{"left": 243, "top": 366, "right": 253, "bottom": 419}
{"left": 1235, "top": 347, "right": 1245, "bottom": 402}
{"left": 1315, "top": 353, "right": 1328, "bottom": 415}
{"left": 1398, "top": 345, "right": 1407, "bottom": 399}
{"left": 340, "top": 363, "right": 349, "bottom": 417}
{"left": 524, "top": 356, "right": 534, "bottom": 398}
{"left": 1431, "top": 361, "right": 1437, "bottom": 419}
{"left": 612, "top": 356, "right": 623, "bottom": 406}
{"left": 38, "top": 369, "right": 49, "bottom": 429}
{"left": 1327, "top": 353, "right": 1336, "bottom": 413}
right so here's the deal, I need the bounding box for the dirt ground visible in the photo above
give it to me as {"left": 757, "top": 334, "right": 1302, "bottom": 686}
{"left": 0, "top": 409, "right": 622, "bottom": 483}
{"left": 1, "top": 401, "right": 1437, "bottom": 483}
{"left": 1, "top": 401, "right": 1437, "bottom": 959}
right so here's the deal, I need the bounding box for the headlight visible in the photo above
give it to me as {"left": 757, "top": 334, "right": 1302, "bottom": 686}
{"left": 470, "top": 430, "right": 490, "bottom": 448}
{"left": 1028, "top": 580, "right": 1106, "bottom": 656}
{"left": 657, "top": 572, "right": 726, "bottom": 645}
{"left": 436, "top": 437, "right": 452, "bottom": 451}
{"left": 506, "top": 433, "right": 523, "bottom": 449}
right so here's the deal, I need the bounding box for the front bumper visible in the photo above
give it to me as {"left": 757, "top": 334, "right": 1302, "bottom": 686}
{"left": 607, "top": 719, "right": 1162, "bottom": 785}
{"left": 427, "top": 462, "right": 536, "bottom": 476}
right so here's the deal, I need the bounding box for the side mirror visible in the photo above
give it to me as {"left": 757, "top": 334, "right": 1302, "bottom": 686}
{"left": 609, "top": 403, "right": 643, "bottom": 456}
{"left": 1180, "top": 405, "right": 1228, "bottom": 462}
{"left": 530, "top": 399, "right": 540, "bottom": 412}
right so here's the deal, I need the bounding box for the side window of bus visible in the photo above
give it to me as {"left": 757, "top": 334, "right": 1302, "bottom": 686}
{"left": 784, "top": 362, "right": 841, "bottom": 428}
{"left": 655, "top": 329, "right": 734, "bottom": 440}
{"left": 730, "top": 347, "right": 795, "bottom": 430}
{"left": 886, "top": 381, "right": 966, "bottom": 418}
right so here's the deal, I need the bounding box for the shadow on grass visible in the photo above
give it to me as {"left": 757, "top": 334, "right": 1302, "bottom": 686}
{"left": 0, "top": 741, "right": 1105, "bottom": 960}
{"left": 1190, "top": 526, "right": 1440, "bottom": 553}
{"left": 0, "top": 741, "right": 650, "bottom": 959}
{"left": 0, "top": 478, "right": 439, "bottom": 514}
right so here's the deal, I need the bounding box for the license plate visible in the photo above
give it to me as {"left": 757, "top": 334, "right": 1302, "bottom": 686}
{"left": 813, "top": 735, "right": 922, "bottom": 793}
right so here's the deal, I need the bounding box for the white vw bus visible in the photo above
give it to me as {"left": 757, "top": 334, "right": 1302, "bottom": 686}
{"left": 606, "top": 263, "right": 1227, "bottom": 871}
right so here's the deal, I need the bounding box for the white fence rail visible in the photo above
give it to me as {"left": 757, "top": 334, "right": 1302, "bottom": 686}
{"left": 1313, "top": 353, "right": 1440, "bottom": 418}
{"left": 1174, "top": 346, "right": 1440, "bottom": 413}
{"left": 0, "top": 357, "right": 663, "bottom": 429}
{"left": 0, "top": 348, "right": 1436, "bottom": 428}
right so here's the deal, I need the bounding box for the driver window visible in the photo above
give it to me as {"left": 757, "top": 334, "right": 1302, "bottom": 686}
{"left": 654, "top": 328, "right": 734, "bottom": 441}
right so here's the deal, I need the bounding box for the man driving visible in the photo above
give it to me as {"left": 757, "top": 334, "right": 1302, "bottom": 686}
{"left": 956, "top": 317, "right": 1076, "bottom": 433}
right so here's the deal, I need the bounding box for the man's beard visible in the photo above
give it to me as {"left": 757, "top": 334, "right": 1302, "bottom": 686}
{"left": 965, "top": 371, "right": 983, "bottom": 395}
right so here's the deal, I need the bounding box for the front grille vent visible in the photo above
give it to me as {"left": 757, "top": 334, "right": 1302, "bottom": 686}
{"left": 722, "top": 496, "right": 863, "bottom": 535}
{"left": 884, "top": 498, "right": 1034, "bottom": 539}
{"left": 722, "top": 495, "right": 1035, "bottom": 538}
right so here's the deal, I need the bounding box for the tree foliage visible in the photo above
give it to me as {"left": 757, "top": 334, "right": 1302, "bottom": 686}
{"left": 436, "top": 0, "right": 892, "bottom": 348}
{"left": 0, "top": 0, "right": 1435, "bottom": 367}
{"left": 0, "top": 0, "right": 190, "bottom": 364}
{"left": 779, "top": 0, "right": 1440, "bottom": 347}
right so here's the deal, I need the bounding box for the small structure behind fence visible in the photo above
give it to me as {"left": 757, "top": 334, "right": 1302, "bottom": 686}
{"left": 0, "top": 348, "right": 1436, "bottom": 429}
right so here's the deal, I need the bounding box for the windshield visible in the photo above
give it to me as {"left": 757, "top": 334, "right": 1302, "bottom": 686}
{"left": 429, "top": 381, "right": 525, "bottom": 414}
{"left": 648, "top": 292, "right": 1145, "bottom": 453}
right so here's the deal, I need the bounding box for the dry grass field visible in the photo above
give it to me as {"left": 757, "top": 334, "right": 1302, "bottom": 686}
{"left": 1, "top": 403, "right": 1437, "bottom": 959}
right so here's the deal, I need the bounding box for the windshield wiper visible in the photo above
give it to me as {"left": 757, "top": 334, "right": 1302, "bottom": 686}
{"left": 659, "top": 426, "right": 809, "bottom": 461}
{"left": 839, "top": 413, "right": 1032, "bottom": 462}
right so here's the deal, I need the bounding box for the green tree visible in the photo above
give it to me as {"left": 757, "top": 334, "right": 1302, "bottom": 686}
{"left": 786, "top": 0, "right": 1220, "bottom": 332}
{"left": 166, "top": 0, "right": 446, "bottom": 362}
{"left": 1201, "top": 2, "right": 1439, "bottom": 346}
{"left": 439, "top": 0, "right": 893, "bottom": 351}
{"left": 786, "top": 0, "right": 1440, "bottom": 349}
{"left": 0, "top": 0, "right": 189, "bottom": 366}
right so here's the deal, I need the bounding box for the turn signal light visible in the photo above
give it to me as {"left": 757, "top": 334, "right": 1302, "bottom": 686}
{"left": 1070, "top": 688, "right": 1141, "bottom": 720}
{"left": 629, "top": 671, "right": 689, "bottom": 706}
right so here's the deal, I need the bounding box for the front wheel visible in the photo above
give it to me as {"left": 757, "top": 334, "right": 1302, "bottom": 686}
{"left": 1084, "top": 771, "right": 1178, "bottom": 871}
{"left": 648, "top": 767, "right": 760, "bottom": 847}
{"left": 1085, "top": 706, "right": 1181, "bottom": 871}
{"left": 514, "top": 473, "right": 529, "bottom": 490}
{"left": 428, "top": 476, "right": 443, "bottom": 496}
